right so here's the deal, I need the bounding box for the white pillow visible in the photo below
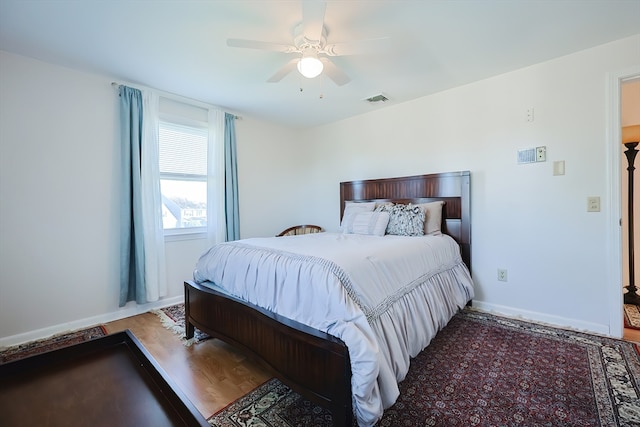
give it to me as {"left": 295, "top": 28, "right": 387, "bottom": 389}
{"left": 344, "top": 211, "right": 390, "bottom": 236}
{"left": 340, "top": 201, "right": 376, "bottom": 230}
{"left": 416, "top": 201, "right": 445, "bottom": 235}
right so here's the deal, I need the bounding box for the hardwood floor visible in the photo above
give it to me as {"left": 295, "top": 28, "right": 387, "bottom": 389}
{"left": 103, "top": 310, "right": 640, "bottom": 421}
{"left": 624, "top": 326, "right": 640, "bottom": 343}
{"left": 104, "top": 312, "right": 270, "bottom": 420}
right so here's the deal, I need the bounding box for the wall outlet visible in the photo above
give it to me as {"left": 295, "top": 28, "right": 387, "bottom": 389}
{"left": 587, "top": 196, "right": 600, "bottom": 212}
{"left": 536, "top": 146, "right": 546, "bottom": 162}
{"left": 498, "top": 269, "right": 508, "bottom": 282}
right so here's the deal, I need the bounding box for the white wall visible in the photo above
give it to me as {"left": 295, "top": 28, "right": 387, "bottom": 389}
{"left": 234, "top": 117, "right": 310, "bottom": 238}
{"left": 0, "top": 52, "right": 125, "bottom": 344}
{"left": 2, "top": 35, "right": 639, "bottom": 346}
{"left": 297, "top": 35, "right": 640, "bottom": 335}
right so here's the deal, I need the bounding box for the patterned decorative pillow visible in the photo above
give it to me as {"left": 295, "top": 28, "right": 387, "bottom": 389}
{"left": 375, "top": 203, "right": 425, "bottom": 236}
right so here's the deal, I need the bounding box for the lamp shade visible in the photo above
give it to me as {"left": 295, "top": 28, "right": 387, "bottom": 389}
{"left": 622, "top": 125, "right": 640, "bottom": 144}
{"left": 297, "top": 48, "right": 323, "bottom": 79}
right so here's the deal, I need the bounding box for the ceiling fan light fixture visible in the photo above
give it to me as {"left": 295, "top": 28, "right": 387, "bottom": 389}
{"left": 297, "top": 48, "right": 323, "bottom": 78}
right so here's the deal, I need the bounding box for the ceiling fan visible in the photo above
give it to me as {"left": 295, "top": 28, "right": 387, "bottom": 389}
{"left": 226, "top": 1, "right": 388, "bottom": 86}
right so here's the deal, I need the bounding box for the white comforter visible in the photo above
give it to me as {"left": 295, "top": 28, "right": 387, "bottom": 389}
{"left": 193, "top": 232, "right": 474, "bottom": 426}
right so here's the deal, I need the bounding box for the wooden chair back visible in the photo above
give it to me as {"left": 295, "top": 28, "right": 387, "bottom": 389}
{"left": 276, "top": 225, "right": 323, "bottom": 237}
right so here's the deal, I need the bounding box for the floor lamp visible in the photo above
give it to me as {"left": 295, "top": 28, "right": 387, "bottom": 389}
{"left": 623, "top": 125, "right": 640, "bottom": 305}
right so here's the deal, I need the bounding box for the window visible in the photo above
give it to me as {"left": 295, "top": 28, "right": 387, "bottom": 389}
{"left": 158, "top": 121, "right": 208, "bottom": 234}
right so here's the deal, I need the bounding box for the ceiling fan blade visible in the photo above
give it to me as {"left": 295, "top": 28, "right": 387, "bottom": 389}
{"left": 267, "top": 58, "right": 299, "bottom": 82}
{"left": 320, "top": 57, "right": 350, "bottom": 86}
{"left": 302, "top": 0, "right": 326, "bottom": 42}
{"left": 227, "top": 38, "right": 296, "bottom": 53}
{"left": 323, "top": 37, "right": 392, "bottom": 56}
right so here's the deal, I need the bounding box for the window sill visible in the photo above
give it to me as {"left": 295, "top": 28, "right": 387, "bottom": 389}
{"left": 164, "top": 231, "right": 207, "bottom": 242}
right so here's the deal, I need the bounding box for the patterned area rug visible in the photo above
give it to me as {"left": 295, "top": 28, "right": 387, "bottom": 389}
{"left": 154, "top": 303, "right": 210, "bottom": 346}
{"left": 624, "top": 304, "right": 640, "bottom": 330}
{"left": 207, "top": 309, "right": 640, "bottom": 427}
{"left": 0, "top": 326, "right": 107, "bottom": 364}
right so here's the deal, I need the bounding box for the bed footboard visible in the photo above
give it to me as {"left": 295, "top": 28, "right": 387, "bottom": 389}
{"left": 184, "top": 281, "right": 353, "bottom": 426}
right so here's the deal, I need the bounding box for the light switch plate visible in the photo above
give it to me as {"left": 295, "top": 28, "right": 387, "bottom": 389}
{"left": 527, "top": 107, "right": 534, "bottom": 122}
{"left": 553, "top": 160, "right": 565, "bottom": 176}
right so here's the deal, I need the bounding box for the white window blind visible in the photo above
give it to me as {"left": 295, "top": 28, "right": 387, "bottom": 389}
{"left": 159, "top": 122, "right": 207, "bottom": 177}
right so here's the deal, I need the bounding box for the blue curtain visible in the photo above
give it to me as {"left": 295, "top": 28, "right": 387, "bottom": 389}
{"left": 119, "top": 86, "right": 147, "bottom": 306}
{"left": 224, "top": 113, "right": 240, "bottom": 241}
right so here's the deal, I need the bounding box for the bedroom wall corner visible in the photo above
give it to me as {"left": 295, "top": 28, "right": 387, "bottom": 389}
{"left": 0, "top": 49, "right": 305, "bottom": 345}
{"left": 297, "top": 35, "right": 640, "bottom": 336}
{"left": 234, "top": 116, "right": 313, "bottom": 238}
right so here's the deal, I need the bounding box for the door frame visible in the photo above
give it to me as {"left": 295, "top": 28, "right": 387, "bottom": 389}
{"left": 607, "top": 65, "right": 640, "bottom": 338}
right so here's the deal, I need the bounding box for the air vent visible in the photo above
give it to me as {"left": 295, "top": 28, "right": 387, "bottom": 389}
{"left": 518, "top": 148, "right": 537, "bottom": 164}
{"left": 364, "top": 93, "right": 389, "bottom": 103}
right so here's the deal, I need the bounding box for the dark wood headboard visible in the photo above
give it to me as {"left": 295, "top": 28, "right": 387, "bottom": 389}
{"left": 339, "top": 171, "right": 471, "bottom": 271}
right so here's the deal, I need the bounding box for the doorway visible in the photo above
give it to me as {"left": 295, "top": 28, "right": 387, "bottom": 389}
{"left": 608, "top": 67, "right": 640, "bottom": 339}
{"left": 621, "top": 77, "right": 640, "bottom": 338}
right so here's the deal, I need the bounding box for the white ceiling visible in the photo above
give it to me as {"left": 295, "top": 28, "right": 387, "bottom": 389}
{"left": 1, "top": 0, "right": 638, "bottom": 129}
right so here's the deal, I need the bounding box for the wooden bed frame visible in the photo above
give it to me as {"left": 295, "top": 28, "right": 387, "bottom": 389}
{"left": 184, "top": 171, "right": 471, "bottom": 426}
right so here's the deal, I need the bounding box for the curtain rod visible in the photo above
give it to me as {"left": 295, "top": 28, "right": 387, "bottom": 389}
{"left": 110, "top": 81, "right": 242, "bottom": 120}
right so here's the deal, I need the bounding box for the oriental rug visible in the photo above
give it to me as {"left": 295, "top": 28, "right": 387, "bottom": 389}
{"left": 624, "top": 304, "right": 640, "bottom": 330}
{"left": 0, "top": 326, "right": 107, "bottom": 364}
{"left": 154, "top": 303, "right": 210, "bottom": 346}
{"left": 206, "top": 309, "right": 640, "bottom": 427}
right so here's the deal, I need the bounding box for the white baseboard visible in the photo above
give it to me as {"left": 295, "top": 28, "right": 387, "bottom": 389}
{"left": 0, "top": 295, "right": 184, "bottom": 348}
{"left": 471, "top": 300, "right": 613, "bottom": 337}
{"left": 2, "top": 297, "right": 617, "bottom": 350}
